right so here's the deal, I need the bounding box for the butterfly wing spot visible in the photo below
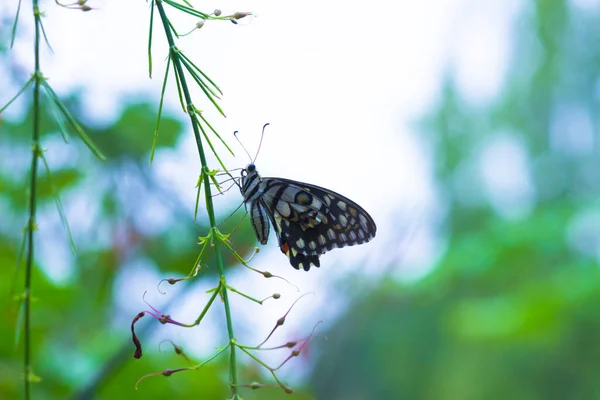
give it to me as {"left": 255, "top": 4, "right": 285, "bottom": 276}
{"left": 348, "top": 207, "right": 358, "bottom": 217}
{"left": 358, "top": 229, "right": 366, "bottom": 239}
{"left": 301, "top": 210, "right": 323, "bottom": 228}
{"left": 318, "top": 234, "right": 327, "bottom": 245}
{"left": 349, "top": 231, "right": 357, "bottom": 241}
{"left": 359, "top": 214, "right": 370, "bottom": 232}
{"left": 323, "top": 194, "right": 333, "bottom": 207}
{"left": 296, "top": 238, "right": 306, "bottom": 249}
{"left": 294, "top": 254, "right": 320, "bottom": 271}
{"left": 289, "top": 251, "right": 321, "bottom": 271}
{"left": 337, "top": 201, "right": 347, "bottom": 211}
{"left": 280, "top": 241, "right": 290, "bottom": 255}
{"left": 276, "top": 201, "right": 292, "bottom": 218}
{"left": 338, "top": 214, "right": 348, "bottom": 228}
{"left": 309, "top": 241, "right": 317, "bottom": 250}
{"left": 339, "top": 232, "right": 348, "bottom": 243}
{"left": 295, "top": 191, "right": 313, "bottom": 205}
{"left": 327, "top": 229, "right": 336, "bottom": 241}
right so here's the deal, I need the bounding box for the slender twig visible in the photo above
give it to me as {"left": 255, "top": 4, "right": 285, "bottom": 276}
{"left": 24, "top": 1, "right": 43, "bottom": 399}
{"left": 153, "top": 1, "right": 238, "bottom": 396}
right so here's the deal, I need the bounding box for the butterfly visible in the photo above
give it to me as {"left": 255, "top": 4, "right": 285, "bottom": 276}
{"left": 240, "top": 163, "right": 377, "bottom": 271}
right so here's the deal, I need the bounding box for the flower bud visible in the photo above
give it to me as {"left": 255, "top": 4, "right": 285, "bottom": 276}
{"left": 233, "top": 11, "right": 250, "bottom": 20}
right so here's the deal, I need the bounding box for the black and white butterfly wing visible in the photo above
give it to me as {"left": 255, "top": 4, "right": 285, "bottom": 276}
{"left": 259, "top": 177, "right": 377, "bottom": 271}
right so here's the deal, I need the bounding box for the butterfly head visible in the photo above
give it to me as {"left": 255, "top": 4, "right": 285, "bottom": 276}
{"left": 244, "top": 163, "right": 256, "bottom": 173}
{"left": 241, "top": 163, "right": 257, "bottom": 179}
{"left": 240, "top": 163, "right": 261, "bottom": 199}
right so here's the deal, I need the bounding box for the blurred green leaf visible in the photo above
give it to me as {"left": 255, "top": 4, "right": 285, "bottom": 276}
{"left": 90, "top": 103, "right": 183, "bottom": 160}
{"left": 37, "top": 168, "right": 82, "bottom": 199}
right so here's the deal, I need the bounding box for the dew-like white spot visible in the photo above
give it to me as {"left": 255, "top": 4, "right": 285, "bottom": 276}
{"left": 339, "top": 214, "right": 348, "bottom": 228}
{"left": 318, "top": 235, "right": 327, "bottom": 245}
{"left": 359, "top": 215, "right": 369, "bottom": 230}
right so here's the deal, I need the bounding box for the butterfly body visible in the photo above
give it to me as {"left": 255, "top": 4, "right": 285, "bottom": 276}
{"left": 240, "top": 163, "right": 377, "bottom": 271}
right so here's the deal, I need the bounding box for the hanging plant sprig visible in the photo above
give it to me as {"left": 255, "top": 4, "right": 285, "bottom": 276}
{"left": 144, "top": 2, "right": 253, "bottom": 398}
{"left": 142, "top": 2, "right": 324, "bottom": 397}
{"left": 3, "top": 2, "right": 105, "bottom": 399}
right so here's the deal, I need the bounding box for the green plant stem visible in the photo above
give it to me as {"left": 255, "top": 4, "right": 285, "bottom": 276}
{"left": 24, "top": 1, "right": 42, "bottom": 399}
{"left": 153, "top": 1, "right": 238, "bottom": 396}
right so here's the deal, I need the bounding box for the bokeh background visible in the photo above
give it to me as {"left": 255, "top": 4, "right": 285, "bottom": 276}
{"left": 2, "top": 0, "right": 600, "bottom": 398}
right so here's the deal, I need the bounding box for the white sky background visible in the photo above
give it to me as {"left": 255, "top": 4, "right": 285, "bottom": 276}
{"left": 1, "top": 0, "right": 547, "bottom": 386}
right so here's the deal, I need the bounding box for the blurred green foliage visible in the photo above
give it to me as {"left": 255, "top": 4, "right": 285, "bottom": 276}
{"left": 310, "top": 1, "right": 600, "bottom": 399}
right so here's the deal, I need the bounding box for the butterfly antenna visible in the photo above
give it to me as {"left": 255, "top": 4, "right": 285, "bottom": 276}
{"left": 234, "top": 130, "right": 253, "bottom": 162}
{"left": 253, "top": 123, "right": 270, "bottom": 163}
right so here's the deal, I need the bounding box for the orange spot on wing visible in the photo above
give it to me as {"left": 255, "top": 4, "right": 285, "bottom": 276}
{"left": 280, "top": 241, "right": 290, "bottom": 255}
